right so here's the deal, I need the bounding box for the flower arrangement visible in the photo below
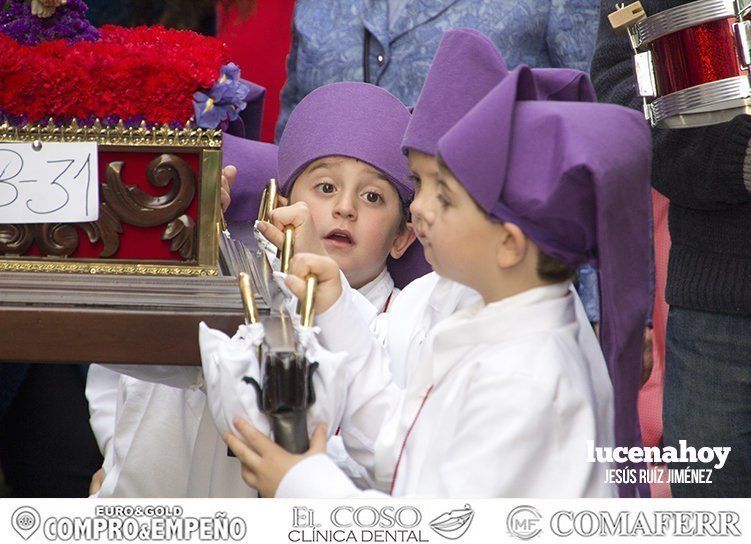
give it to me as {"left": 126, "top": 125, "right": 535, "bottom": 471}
{"left": 0, "top": 0, "right": 249, "bottom": 129}
{"left": 0, "top": 0, "right": 99, "bottom": 45}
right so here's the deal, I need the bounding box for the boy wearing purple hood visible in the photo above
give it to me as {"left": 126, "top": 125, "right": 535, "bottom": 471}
{"left": 257, "top": 81, "right": 423, "bottom": 314}
{"left": 224, "top": 65, "right": 652, "bottom": 498}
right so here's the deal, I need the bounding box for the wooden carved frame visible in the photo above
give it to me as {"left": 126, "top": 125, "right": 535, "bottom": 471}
{"left": 0, "top": 121, "right": 222, "bottom": 276}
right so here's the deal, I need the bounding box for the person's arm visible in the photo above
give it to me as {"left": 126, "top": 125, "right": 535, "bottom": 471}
{"left": 224, "top": 284, "right": 401, "bottom": 497}
{"left": 85, "top": 364, "right": 121, "bottom": 458}
{"left": 312, "top": 279, "right": 401, "bottom": 476}
{"left": 590, "top": 0, "right": 751, "bottom": 211}
{"left": 233, "top": 344, "right": 605, "bottom": 498}
{"left": 103, "top": 365, "right": 204, "bottom": 390}
{"left": 546, "top": 0, "right": 599, "bottom": 70}
{"left": 275, "top": 10, "right": 301, "bottom": 142}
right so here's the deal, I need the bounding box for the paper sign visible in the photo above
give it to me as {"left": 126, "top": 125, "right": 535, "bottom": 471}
{"left": 0, "top": 142, "right": 99, "bottom": 224}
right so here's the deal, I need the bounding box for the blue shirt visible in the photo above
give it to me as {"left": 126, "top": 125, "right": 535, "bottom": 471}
{"left": 277, "top": 0, "right": 599, "bottom": 139}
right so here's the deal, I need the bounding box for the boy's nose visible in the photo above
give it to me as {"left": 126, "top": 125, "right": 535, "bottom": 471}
{"left": 410, "top": 195, "right": 434, "bottom": 226}
{"left": 332, "top": 194, "right": 357, "bottom": 220}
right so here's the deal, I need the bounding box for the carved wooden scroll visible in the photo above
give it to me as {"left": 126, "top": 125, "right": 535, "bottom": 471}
{"left": 0, "top": 154, "right": 198, "bottom": 260}
{"left": 0, "top": 225, "right": 33, "bottom": 255}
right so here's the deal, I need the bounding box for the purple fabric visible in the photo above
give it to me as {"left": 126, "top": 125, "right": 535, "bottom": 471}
{"left": 277, "top": 82, "right": 412, "bottom": 202}
{"left": 225, "top": 80, "right": 266, "bottom": 141}
{"left": 222, "top": 132, "right": 279, "bottom": 221}
{"left": 401, "top": 28, "right": 508, "bottom": 156}
{"left": 533, "top": 68, "right": 597, "bottom": 102}
{"left": 401, "top": 29, "right": 596, "bottom": 157}
{"left": 438, "top": 65, "right": 653, "bottom": 498}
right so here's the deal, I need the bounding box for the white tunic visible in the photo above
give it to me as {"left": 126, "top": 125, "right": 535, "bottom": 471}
{"left": 275, "top": 282, "right": 616, "bottom": 498}
{"left": 87, "top": 269, "right": 399, "bottom": 497}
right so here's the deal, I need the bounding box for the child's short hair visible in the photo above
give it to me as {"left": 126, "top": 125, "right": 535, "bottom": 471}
{"left": 536, "top": 248, "right": 575, "bottom": 283}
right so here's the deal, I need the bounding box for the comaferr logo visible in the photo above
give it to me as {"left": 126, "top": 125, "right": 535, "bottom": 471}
{"left": 550, "top": 510, "right": 741, "bottom": 537}
{"left": 505, "top": 506, "right": 742, "bottom": 539}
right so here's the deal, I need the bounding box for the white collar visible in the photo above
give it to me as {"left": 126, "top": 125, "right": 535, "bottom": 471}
{"left": 422, "top": 282, "right": 575, "bottom": 386}
{"left": 356, "top": 268, "right": 395, "bottom": 313}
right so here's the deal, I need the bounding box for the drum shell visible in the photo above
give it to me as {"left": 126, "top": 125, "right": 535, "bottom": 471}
{"left": 648, "top": 16, "right": 746, "bottom": 96}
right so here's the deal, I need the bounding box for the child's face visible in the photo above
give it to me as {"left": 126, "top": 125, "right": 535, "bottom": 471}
{"left": 289, "top": 156, "right": 413, "bottom": 288}
{"left": 408, "top": 151, "right": 500, "bottom": 290}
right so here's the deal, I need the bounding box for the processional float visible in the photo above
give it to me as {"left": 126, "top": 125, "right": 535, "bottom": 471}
{"left": 0, "top": 3, "right": 330, "bottom": 452}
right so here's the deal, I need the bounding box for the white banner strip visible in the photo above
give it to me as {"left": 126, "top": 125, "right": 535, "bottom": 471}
{"left": 1, "top": 499, "right": 749, "bottom": 544}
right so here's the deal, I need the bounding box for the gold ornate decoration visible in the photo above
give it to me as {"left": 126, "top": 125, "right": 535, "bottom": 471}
{"left": 0, "top": 259, "right": 218, "bottom": 276}
{"left": 0, "top": 119, "right": 222, "bottom": 148}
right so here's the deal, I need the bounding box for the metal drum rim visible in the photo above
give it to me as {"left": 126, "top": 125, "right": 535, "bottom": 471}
{"left": 635, "top": 0, "right": 736, "bottom": 48}
{"left": 650, "top": 75, "right": 751, "bottom": 126}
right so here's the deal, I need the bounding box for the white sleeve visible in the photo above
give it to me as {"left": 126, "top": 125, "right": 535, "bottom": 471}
{"left": 103, "top": 364, "right": 204, "bottom": 390}
{"left": 313, "top": 286, "right": 401, "bottom": 478}
{"left": 85, "top": 364, "right": 121, "bottom": 458}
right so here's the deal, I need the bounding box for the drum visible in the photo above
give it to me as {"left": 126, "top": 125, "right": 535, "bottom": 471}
{"left": 611, "top": 0, "right": 751, "bottom": 128}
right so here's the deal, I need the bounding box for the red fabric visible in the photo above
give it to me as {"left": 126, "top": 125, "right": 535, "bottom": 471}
{"left": 26, "top": 151, "right": 201, "bottom": 261}
{"left": 639, "top": 188, "right": 671, "bottom": 498}
{"left": 217, "top": 1, "right": 296, "bottom": 143}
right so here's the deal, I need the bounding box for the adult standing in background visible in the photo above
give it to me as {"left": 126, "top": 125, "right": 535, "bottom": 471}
{"left": 276, "top": 0, "right": 600, "bottom": 140}
{"left": 591, "top": 0, "right": 751, "bottom": 497}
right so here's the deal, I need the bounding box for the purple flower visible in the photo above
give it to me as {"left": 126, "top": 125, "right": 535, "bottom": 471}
{"left": 0, "top": 0, "right": 100, "bottom": 46}
{"left": 193, "top": 91, "right": 225, "bottom": 129}
{"left": 193, "top": 63, "right": 251, "bottom": 129}
{"left": 220, "top": 63, "right": 240, "bottom": 82}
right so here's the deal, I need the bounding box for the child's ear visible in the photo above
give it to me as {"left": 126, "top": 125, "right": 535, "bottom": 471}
{"left": 495, "top": 222, "right": 528, "bottom": 269}
{"left": 389, "top": 223, "right": 417, "bottom": 259}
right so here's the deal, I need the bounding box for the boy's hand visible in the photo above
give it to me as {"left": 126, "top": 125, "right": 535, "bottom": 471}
{"left": 283, "top": 253, "right": 342, "bottom": 314}
{"left": 223, "top": 418, "right": 327, "bottom": 498}
{"left": 257, "top": 202, "right": 326, "bottom": 256}
{"left": 89, "top": 467, "right": 105, "bottom": 495}
{"left": 221, "top": 166, "right": 237, "bottom": 213}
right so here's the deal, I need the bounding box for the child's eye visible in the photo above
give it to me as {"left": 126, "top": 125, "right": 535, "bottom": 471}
{"left": 316, "top": 182, "right": 336, "bottom": 194}
{"left": 408, "top": 174, "right": 422, "bottom": 192}
{"left": 363, "top": 191, "right": 383, "bottom": 204}
{"left": 437, "top": 193, "right": 451, "bottom": 208}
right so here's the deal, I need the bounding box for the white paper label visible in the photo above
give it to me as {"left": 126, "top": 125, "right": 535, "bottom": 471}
{"left": 0, "top": 142, "right": 99, "bottom": 224}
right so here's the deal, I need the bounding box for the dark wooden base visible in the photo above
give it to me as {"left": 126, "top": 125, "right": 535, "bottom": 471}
{"left": 0, "top": 307, "right": 244, "bottom": 366}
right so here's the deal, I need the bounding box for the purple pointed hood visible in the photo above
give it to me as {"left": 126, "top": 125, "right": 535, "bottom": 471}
{"left": 401, "top": 28, "right": 508, "bottom": 156}
{"left": 438, "top": 65, "right": 653, "bottom": 498}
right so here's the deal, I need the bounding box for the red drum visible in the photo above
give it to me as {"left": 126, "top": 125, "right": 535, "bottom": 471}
{"left": 612, "top": 0, "right": 751, "bottom": 128}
